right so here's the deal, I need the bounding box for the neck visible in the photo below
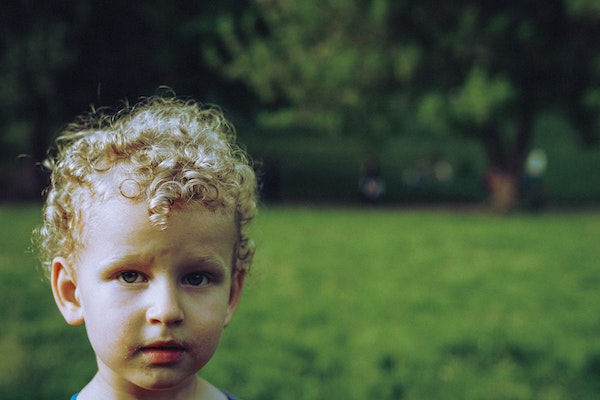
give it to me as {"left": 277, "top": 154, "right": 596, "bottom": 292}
{"left": 76, "top": 372, "right": 224, "bottom": 400}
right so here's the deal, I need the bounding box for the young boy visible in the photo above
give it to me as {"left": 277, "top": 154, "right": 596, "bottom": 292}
{"left": 35, "top": 95, "right": 257, "bottom": 400}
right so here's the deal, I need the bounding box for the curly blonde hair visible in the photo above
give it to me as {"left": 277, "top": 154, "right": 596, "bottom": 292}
{"left": 35, "top": 95, "right": 257, "bottom": 278}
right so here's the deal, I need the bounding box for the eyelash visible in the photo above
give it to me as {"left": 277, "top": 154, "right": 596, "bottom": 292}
{"left": 116, "top": 271, "right": 211, "bottom": 286}
{"left": 182, "top": 272, "right": 211, "bottom": 286}
{"left": 118, "top": 271, "right": 146, "bottom": 284}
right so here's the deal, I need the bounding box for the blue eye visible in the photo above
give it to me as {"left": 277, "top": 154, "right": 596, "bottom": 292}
{"left": 118, "top": 271, "right": 145, "bottom": 284}
{"left": 183, "top": 272, "right": 209, "bottom": 286}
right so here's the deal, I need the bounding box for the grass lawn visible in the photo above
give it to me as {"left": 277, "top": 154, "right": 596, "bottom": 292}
{"left": 1, "top": 204, "right": 599, "bottom": 399}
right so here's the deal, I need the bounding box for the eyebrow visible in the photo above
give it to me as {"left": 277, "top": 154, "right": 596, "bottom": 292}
{"left": 180, "top": 255, "right": 230, "bottom": 273}
{"left": 100, "top": 254, "right": 229, "bottom": 272}
{"left": 99, "top": 254, "right": 155, "bottom": 271}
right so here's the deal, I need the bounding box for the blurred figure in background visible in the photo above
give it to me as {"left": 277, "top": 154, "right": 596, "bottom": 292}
{"left": 522, "top": 148, "right": 548, "bottom": 211}
{"left": 359, "top": 154, "right": 385, "bottom": 203}
{"left": 258, "top": 154, "right": 282, "bottom": 204}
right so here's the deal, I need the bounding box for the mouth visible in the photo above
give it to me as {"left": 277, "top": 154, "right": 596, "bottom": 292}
{"left": 138, "top": 341, "right": 186, "bottom": 365}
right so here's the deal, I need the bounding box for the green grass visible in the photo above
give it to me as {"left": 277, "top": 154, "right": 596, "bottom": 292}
{"left": 1, "top": 205, "right": 600, "bottom": 399}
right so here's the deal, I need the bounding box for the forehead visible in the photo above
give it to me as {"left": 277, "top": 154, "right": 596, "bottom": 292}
{"left": 81, "top": 197, "right": 237, "bottom": 248}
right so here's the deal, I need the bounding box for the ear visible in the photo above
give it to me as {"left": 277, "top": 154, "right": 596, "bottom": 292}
{"left": 224, "top": 269, "right": 246, "bottom": 327}
{"left": 51, "top": 257, "right": 84, "bottom": 326}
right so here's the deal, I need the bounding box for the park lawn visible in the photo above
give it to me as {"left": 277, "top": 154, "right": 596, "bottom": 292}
{"left": 1, "top": 204, "right": 599, "bottom": 400}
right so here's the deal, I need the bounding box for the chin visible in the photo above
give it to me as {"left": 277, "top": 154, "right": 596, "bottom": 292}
{"left": 132, "top": 370, "right": 197, "bottom": 392}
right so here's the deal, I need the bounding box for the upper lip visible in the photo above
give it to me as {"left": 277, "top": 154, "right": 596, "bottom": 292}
{"left": 140, "top": 340, "right": 186, "bottom": 350}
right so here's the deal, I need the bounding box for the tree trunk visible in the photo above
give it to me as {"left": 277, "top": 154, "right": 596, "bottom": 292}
{"left": 484, "top": 170, "right": 519, "bottom": 212}
{"left": 481, "top": 109, "right": 534, "bottom": 212}
{"left": 481, "top": 125, "right": 518, "bottom": 212}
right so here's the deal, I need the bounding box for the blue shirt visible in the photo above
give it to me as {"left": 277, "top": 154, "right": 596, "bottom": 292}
{"left": 71, "top": 391, "right": 239, "bottom": 399}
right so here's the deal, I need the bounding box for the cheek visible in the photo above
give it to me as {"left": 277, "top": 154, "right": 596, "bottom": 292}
{"left": 185, "top": 295, "right": 231, "bottom": 335}
{"left": 186, "top": 297, "right": 229, "bottom": 328}
{"left": 80, "top": 288, "right": 138, "bottom": 337}
{"left": 187, "top": 317, "right": 227, "bottom": 368}
{"left": 83, "top": 300, "right": 141, "bottom": 365}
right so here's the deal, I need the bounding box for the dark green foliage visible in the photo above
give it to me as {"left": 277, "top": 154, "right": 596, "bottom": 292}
{"left": 1, "top": 0, "right": 599, "bottom": 207}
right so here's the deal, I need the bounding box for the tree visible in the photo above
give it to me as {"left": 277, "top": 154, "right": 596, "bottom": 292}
{"left": 203, "top": 0, "right": 409, "bottom": 143}
{"left": 206, "top": 0, "right": 600, "bottom": 210}
{"left": 405, "top": 0, "right": 600, "bottom": 210}
{"left": 0, "top": 0, "right": 248, "bottom": 198}
{"left": 0, "top": 1, "right": 83, "bottom": 197}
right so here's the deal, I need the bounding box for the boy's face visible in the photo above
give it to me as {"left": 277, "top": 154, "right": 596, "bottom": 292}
{"left": 52, "top": 198, "right": 243, "bottom": 393}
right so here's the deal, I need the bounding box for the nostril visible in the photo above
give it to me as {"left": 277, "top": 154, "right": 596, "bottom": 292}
{"left": 146, "top": 289, "right": 184, "bottom": 325}
{"left": 148, "top": 307, "right": 184, "bottom": 326}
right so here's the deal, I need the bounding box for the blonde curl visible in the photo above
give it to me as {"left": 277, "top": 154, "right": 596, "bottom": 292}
{"left": 35, "top": 95, "right": 258, "bottom": 277}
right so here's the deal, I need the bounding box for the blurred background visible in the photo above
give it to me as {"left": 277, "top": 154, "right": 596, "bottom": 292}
{"left": 1, "top": 0, "right": 600, "bottom": 210}
{"left": 2, "top": 2, "right": 600, "bottom": 400}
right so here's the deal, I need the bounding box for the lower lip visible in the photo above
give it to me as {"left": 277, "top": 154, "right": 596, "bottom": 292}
{"left": 141, "top": 348, "right": 185, "bottom": 364}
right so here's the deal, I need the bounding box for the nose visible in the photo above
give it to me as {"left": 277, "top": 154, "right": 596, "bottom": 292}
{"left": 146, "top": 279, "right": 184, "bottom": 326}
